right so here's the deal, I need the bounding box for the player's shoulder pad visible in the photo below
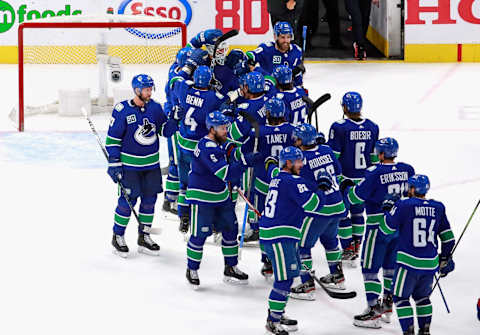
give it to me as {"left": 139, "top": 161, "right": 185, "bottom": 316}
{"left": 185, "top": 80, "right": 194, "bottom": 87}
{"left": 275, "top": 92, "right": 285, "bottom": 99}
{"left": 264, "top": 42, "right": 274, "bottom": 48}
{"left": 237, "top": 103, "right": 249, "bottom": 109}
{"left": 205, "top": 141, "right": 218, "bottom": 148}
{"left": 366, "top": 165, "right": 378, "bottom": 172}
{"left": 335, "top": 119, "right": 346, "bottom": 125}
{"left": 293, "top": 44, "right": 302, "bottom": 53}
{"left": 215, "top": 92, "right": 224, "bottom": 99}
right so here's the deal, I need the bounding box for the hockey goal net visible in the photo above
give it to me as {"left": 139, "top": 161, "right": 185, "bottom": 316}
{"left": 15, "top": 15, "right": 187, "bottom": 131}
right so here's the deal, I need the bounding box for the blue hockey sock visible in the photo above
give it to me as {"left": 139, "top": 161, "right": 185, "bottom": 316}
{"left": 394, "top": 297, "right": 414, "bottom": 332}
{"left": 325, "top": 247, "right": 342, "bottom": 274}
{"left": 351, "top": 213, "right": 365, "bottom": 242}
{"left": 187, "top": 235, "right": 206, "bottom": 270}
{"left": 298, "top": 249, "right": 312, "bottom": 283}
{"left": 363, "top": 272, "right": 382, "bottom": 306}
{"left": 338, "top": 218, "right": 353, "bottom": 249}
{"left": 138, "top": 195, "right": 156, "bottom": 234}
{"left": 415, "top": 297, "right": 432, "bottom": 329}
{"left": 221, "top": 233, "right": 239, "bottom": 267}
{"left": 268, "top": 278, "right": 293, "bottom": 322}
{"left": 113, "top": 196, "right": 137, "bottom": 236}
{"left": 165, "top": 171, "right": 180, "bottom": 202}
{"left": 177, "top": 188, "right": 190, "bottom": 218}
{"left": 383, "top": 269, "right": 395, "bottom": 295}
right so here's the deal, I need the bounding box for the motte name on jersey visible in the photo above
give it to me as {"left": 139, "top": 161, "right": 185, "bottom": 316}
{"left": 266, "top": 133, "right": 288, "bottom": 144}
{"left": 308, "top": 154, "right": 333, "bottom": 169}
{"left": 415, "top": 206, "right": 436, "bottom": 217}
{"left": 380, "top": 171, "right": 409, "bottom": 184}
{"left": 186, "top": 94, "right": 204, "bottom": 108}
{"left": 350, "top": 130, "right": 372, "bottom": 140}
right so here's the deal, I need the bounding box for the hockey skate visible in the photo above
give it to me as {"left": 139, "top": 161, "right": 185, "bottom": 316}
{"left": 353, "top": 303, "right": 382, "bottom": 329}
{"left": 404, "top": 325, "right": 415, "bottom": 335}
{"left": 137, "top": 234, "right": 160, "bottom": 256}
{"left": 179, "top": 215, "right": 189, "bottom": 234}
{"left": 341, "top": 242, "right": 358, "bottom": 268}
{"left": 186, "top": 268, "right": 200, "bottom": 290}
{"left": 380, "top": 294, "right": 393, "bottom": 323}
{"left": 418, "top": 323, "right": 430, "bottom": 335}
{"left": 261, "top": 259, "right": 273, "bottom": 278}
{"left": 223, "top": 265, "right": 248, "bottom": 285}
{"left": 112, "top": 234, "right": 129, "bottom": 258}
{"left": 265, "top": 320, "right": 288, "bottom": 335}
{"left": 162, "top": 198, "right": 178, "bottom": 215}
{"left": 239, "top": 227, "right": 259, "bottom": 246}
{"left": 280, "top": 314, "right": 298, "bottom": 332}
{"left": 353, "top": 42, "right": 367, "bottom": 61}
{"left": 290, "top": 278, "right": 316, "bottom": 301}
{"left": 319, "top": 264, "right": 346, "bottom": 290}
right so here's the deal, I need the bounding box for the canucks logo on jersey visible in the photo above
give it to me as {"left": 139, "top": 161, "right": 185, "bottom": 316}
{"left": 134, "top": 118, "right": 157, "bottom": 146}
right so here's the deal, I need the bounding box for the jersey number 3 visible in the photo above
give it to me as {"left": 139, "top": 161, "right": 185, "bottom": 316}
{"left": 265, "top": 190, "right": 278, "bottom": 218}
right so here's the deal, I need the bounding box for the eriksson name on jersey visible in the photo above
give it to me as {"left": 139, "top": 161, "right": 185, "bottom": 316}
{"left": 350, "top": 131, "right": 372, "bottom": 140}
{"left": 380, "top": 171, "right": 409, "bottom": 184}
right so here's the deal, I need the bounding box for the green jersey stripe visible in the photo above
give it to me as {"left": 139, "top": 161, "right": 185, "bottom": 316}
{"left": 120, "top": 151, "right": 159, "bottom": 167}
{"left": 186, "top": 187, "right": 230, "bottom": 203}
{"left": 397, "top": 252, "right": 439, "bottom": 270}
{"left": 177, "top": 134, "right": 198, "bottom": 151}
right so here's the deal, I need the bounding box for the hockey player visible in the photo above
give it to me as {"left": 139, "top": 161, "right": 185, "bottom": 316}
{"left": 272, "top": 65, "right": 308, "bottom": 125}
{"left": 241, "top": 97, "right": 296, "bottom": 244}
{"left": 185, "top": 111, "right": 261, "bottom": 288}
{"left": 327, "top": 91, "right": 379, "bottom": 266}
{"left": 170, "top": 65, "right": 226, "bottom": 233}
{"left": 343, "top": 137, "right": 415, "bottom": 328}
{"left": 260, "top": 146, "right": 332, "bottom": 335}
{"left": 289, "top": 123, "right": 348, "bottom": 300}
{"left": 246, "top": 21, "right": 304, "bottom": 87}
{"left": 163, "top": 47, "right": 191, "bottom": 215}
{"left": 379, "top": 174, "right": 455, "bottom": 335}
{"left": 106, "top": 74, "right": 182, "bottom": 257}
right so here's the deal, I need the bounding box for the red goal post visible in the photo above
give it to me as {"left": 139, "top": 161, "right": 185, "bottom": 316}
{"left": 17, "top": 17, "right": 187, "bottom": 132}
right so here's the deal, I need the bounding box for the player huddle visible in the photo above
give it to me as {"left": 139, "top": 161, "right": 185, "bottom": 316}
{"left": 104, "top": 22, "right": 456, "bottom": 335}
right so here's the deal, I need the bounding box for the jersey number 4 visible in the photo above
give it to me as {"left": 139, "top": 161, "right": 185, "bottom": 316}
{"left": 413, "top": 218, "right": 436, "bottom": 248}
{"left": 185, "top": 107, "right": 198, "bottom": 131}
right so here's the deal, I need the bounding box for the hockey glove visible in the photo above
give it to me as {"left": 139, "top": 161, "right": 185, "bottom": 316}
{"left": 292, "top": 63, "right": 306, "bottom": 77}
{"left": 244, "top": 152, "right": 263, "bottom": 167}
{"left": 264, "top": 156, "right": 279, "bottom": 172}
{"left": 107, "top": 158, "right": 123, "bottom": 183}
{"left": 339, "top": 178, "right": 355, "bottom": 193}
{"left": 169, "top": 105, "right": 186, "bottom": 121}
{"left": 317, "top": 170, "right": 333, "bottom": 192}
{"left": 316, "top": 133, "right": 326, "bottom": 145}
{"left": 184, "top": 49, "right": 209, "bottom": 73}
{"left": 439, "top": 255, "right": 455, "bottom": 278}
{"left": 382, "top": 193, "right": 401, "bottom": 212}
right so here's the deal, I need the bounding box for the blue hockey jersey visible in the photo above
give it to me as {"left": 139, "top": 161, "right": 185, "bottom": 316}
{"left": 164, "top": 63, "right": 181, "bottom": 113}
{"left": 301, "top": 145, "right": 347, "bottom": 219}
{"left": 259, "top": 171, "right": 326, "bottom": 244}
{"left": 380, "top": 197, "right": 455, "bottom": 273}
{"left": 246, "top": 42, "right": 303, "bottom": 86}
{"left": 346, "top": 162, "right": 415, "bottom": 225}
{"left": 229, "top": 95, "right": 270, "bottom": 144}
{"left": 171, "top": 78, "right": 225, "bottom": 153}
{"left": 105, "top": 99, "right": 177, "bottom": 171}
{"left": 328, "top": 118, "right": 380, "bottom": 181}
{"left": 186, "top": 136, "right": 248, "bottom": 206}
{"left": 274, "top": 88, "right": 308, "bottom": 125}
{"left": 246, "top": 122, "right": 296, "bottom": 197}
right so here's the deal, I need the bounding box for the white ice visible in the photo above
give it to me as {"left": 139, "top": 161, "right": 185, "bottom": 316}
{"left": 1, "top": 62, "right": 480, "bottom": 335}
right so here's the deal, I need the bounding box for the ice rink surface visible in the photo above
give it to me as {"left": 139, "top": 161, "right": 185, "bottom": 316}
{"left": 1, "top": 62, "right": 480, "bottom": 335}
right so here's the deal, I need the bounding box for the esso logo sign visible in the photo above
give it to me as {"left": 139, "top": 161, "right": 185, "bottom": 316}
{"left": 118, "top": 0, "right": 192, "bottom": 39}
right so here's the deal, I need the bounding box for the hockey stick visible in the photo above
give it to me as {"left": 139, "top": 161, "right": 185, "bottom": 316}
{"left": 236, "top": 187, "right": 262, "bottom": 218}
{"left": 304, "top": 93, "right": 331, "bottom": 131}
{"left": 301, "top": 264, "right": 357, "bottom": 299}
{"left": 237, "top": 110, "right": 260, "bottom": 252}
{"left": 302, "top": 25, "right": 307, "bottom": 62}
{"left": 432, "top": 199, "right": 480, "bottom": 292}
{"left": 82, "top": 108, "right": 143, "bottom": 230}
{"left": 435, "top": 274, "right": 451, "bottom": 313}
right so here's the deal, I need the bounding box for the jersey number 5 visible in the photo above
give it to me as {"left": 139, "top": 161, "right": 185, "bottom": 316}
{"left": 413, "top": 218, "right": 436, "bottom": 247}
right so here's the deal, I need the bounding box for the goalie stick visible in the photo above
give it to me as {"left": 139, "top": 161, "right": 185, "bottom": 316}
{"left": 303, "top": 93, "right": 331, "bottom": 131}
{"left": 210, "top": 29, "right": 239, "bottom": 89}
{"left": 237, "top": 110, "right": 260, "bottom": 253}
{"left": 82, "top": 108, "right": 143, "bottom": 231}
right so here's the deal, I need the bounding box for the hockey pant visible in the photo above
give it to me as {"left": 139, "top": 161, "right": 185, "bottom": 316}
{"left": 298, "top": 216, "right": 342, "bottom": 283}
{"left": 361, "top": 225, "right": 398, "bottom": 306}
{"left": 338, "top": 203, "right": 365, "bottom": 249}
{"left": 392, "top": 266, "right": 433, "bottom": 332}
{"left": 186, "top": 202, "right": 239, "bottom": 270}
{"left": 263, "top": 240, "right": 299, "bottom": 322}
{"left": 178, "top": 149, "right": 192, "bottom": 219}
{"left": 113, "top": 168, "right": 162, "bottom": 236}
{"left": 164, "top": 134, "right": 180, "bottom": 202}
